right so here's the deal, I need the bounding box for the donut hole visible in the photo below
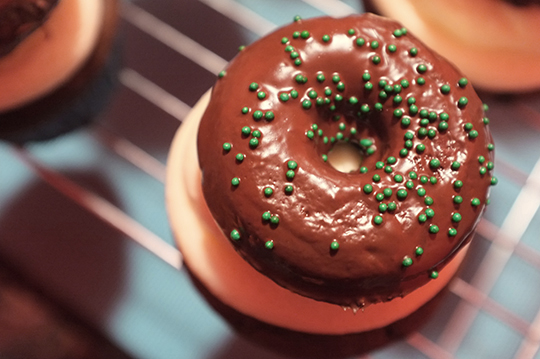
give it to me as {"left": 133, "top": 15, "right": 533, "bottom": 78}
{"left": 327, "top": 142, "right": 364, "bottom": 173}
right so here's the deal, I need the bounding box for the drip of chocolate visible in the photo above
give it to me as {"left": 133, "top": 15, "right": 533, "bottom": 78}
{"left": 0, "top": 0, "right": 59, "bottom": 57}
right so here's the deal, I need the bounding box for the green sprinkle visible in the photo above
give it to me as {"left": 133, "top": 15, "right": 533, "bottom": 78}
{"left": 454, "top": 180, "right": 463, "bottom": 189}
{"left": 431, "top": 271, "right": 439, "bottom": 279}
{"left": 440, "top": 84, "right": 451, "bottom": 94}
{"left": 451, "top": 161, "right": 461, "bottom": 171}
{"left": 458, "top": 97, "right": 469, "bottom": 108}
{"left": 388, "top": 44, "right": 397, "bottom": 53}
{"left": 469, "top": 130, "right": 479, "bottom": 139}
{"left": 252, "top": 130, "right": 261, "bottom": 138}
{"left": 218, "top": 70, "right": 226, "bottom": 78}
{"left": 453, "top": 195, "right": 463, "bottom": 204}
{"left": 249, "top": 138, "right": 259, "bottom": 147}
{"left": 270, "top": 215, "right": 280, "bottom": 225}
{"left": 383, "top": 188, "right": 393, "bottom": 198}
{"left": 417, "top": 188, "right": 426, "bottom": 197}
{"left": 448, "top": 228, "right": 458, "bottom": 237}
{"left": 401, "top": 117, "right": 411, "bottom": 127}
{"left": 279, "top": 93, "right": 290, "bottom": 102}
{"left": 306, "top": 130, "right": 314, "bottom": 139}
{"left": 253, "top": 110, "right": 263, "bottom": 120}
{"left": 388, "top": 202, "right": 397, "bottom": 211}
{"left": 230, "top": 229, "right": 241, "bottom": 241}
{"left": 425, "top": 208, "right": 435, "bottom": 218}
{"left": 402, "top": 257, "right": 413, "bottom": 267}
{"left": 231, "top": 177, "right": 240, "bottom": 186}
{"left": 302, "top": 100, "right": 312, "bottom": 109}
{"left": 360, "top": 166, "right": 368, "bottom": 173}
{"left": 420, "top": 175, "right": 428, "bottom": 184}
{"left": 394, "top": 174, "right": 404, "bottom": 182}
{"left": 491, "top": 176, "right": 498, "bottom": 186}
{"left": 401, "top": 80, "right": 410, "bottom": 88}
{"left": 418, "top": 214, "right": 427, "bottom": 223}
{"left": 249, "top": 82, "right": 259, "bottom": 91}
{"left": 416, "top": 247, "right": 424, "bottom": 256}
{"left": 336, "top": 82, "right": 345, "bottom": 91}
{"left": 429, "top": 225, "right": 439, "bottom": 234}
{"left": 287, "top": 160, "right": 298, "bottom": 170}
{"left": 417, "top": 77, "right": 426, "bottom": 85}
{"left": 265, "top": 240, "right": 274, "bottom": 250}
{"left": 479, "top": 166, "right": 487, "bottom": 175}
{"left": 372, "top": 55, "right": 381, "bottom": 64}
{"left": 370, "top": 41, "right": 379, "bottom": 49}
{"left": 409, "top": 47, "right": 418, "bottom": 56}
{"left": 430, "top": 159, "right": 441, "bottom": 169}
{"left": 452, "top": 212, "right": 462, "bottom": 222}
{"left": 356, "top": 37, "right": 365, "bottom": 46}
{"left": 322, "top": 34, "right": 331, "bottom": 42}
{"left": 264, "top": 187, "right": 273, "bottom": 197}
{"left": 400, "top": 148, "right": 409, "bottom": 157}
{"left": 241, "top": 126, "right": 251, "bottom": 136}
{"left": 290, "top": 90, "right": 299, "bottom": 98}
{"left": 236, "top": 153, "right": 244, "bottom": 162}
{"left": 416, "top": 144, "right": 426, "bottom": 153}
{"left": 293, "top": 15, "right": 302, "bottom": 21}
{"left": 372, "top": 174, "right": 381, "bottom": 182}
{"left": 223, "top": 142, "right": 232, "bottom": 151}
{"left": 262, "top": 211, "right": 271, "bottom": 221}
{"left": 257, "top": 91, "right": 266, "bottom": 99}
{"left": 286, "top": 170, "right": 295, "bottom": 180}
{"left": 322, "top": 154, "right": 328, "bottom": 162}
{"left": 301, "top": 30, "right": 310, "bottom": 39}
{"left": 374, "top": 215, "right": 383, "bottom": 225}
{"left": 440, "top": 112, "right": 449, "bottom": 121}
{"left": 394, "top": 109, "right": 404, "bottom": 118}
{"left": 424, "top": 196, "right": 434, "bottom": 206}
{"left": 348, "top": 28, "right": 355, "bottom": 35}
{"left": 241, "top": 107, "right": 249, "bottom": 114}
{"left": 471, "top": 198, "right": 481, "bottom": 206}
{"left": 265, "top": 111, "right": 274, "bottom": 121}
{"left": 409, "top": 171, "right": 418, "bottom": 180}
{"left": 397, "top": 189, "right": 408, "bottom": 200}
{"left": 292, "top": 31, "right": 300, "bottom": 39}
{"left": 417, "top": 64, "right": 427, "bottom": 73}
{"left": 458, "top": 78, "right": 468, "bottom": 87}
{"left": 330, "top": 240, "right": 340, "bottom": 250}
{"left": 375, "top": 193, "right": 385, "bottom": 202}
{"left": 438, "top": 122, "right": 449, "bottom": 131}
{"left": 384, "top": 166, "right": 393, "bottom": 174}
{"left": 406, "top": 180, "right": 414, "bottom": 189}
{"left": 363, "top": 184, "right": 373, "bottom": 194}
{"left": 284, "top": 184, "right": 294, "bottom": 194}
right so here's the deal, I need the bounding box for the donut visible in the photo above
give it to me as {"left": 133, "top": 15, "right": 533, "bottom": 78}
{"left": 0, "top": 0, "right": 120, "bottom": 143}
{"left": 167, "top": 13, "right": 495, "bottom": 335}
{"left": 362, "top": 0, "right": 540, "bottom": 93}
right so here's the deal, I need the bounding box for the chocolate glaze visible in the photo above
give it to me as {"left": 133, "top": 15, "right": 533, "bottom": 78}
{"left": 197, "top": 14, "right": 495, "bottom": 307}
{"left": 0, "top": 0, "right": 59, "bottom": 57}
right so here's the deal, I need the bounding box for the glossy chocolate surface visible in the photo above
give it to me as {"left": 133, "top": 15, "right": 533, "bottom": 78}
{"left": 197, "top": 14, "right": 495, "bottom": 307}
{"left": 0, "top": 0, "right": 59, "bottom": 56}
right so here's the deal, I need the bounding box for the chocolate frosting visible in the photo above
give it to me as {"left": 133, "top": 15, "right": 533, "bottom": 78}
{"left": 0, "top": 0, "right": 59, "bottom": 57}
{"left": 197, "top": 14, "right": 495, "bottom": 307}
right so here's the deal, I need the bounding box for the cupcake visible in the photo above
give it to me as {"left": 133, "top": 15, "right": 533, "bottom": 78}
{"left": 0, "top": 0, "right": 120, "bottom": 144}
{"left": 167, "top": 13, "right": 496, "bottom": 356}
{"left": 363, "top": 0, "right": 540, "bottom": 93}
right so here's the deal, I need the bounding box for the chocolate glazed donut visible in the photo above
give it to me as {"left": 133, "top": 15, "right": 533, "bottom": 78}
{"left": 197, "top": 14, "right": 496, "bottom": 308}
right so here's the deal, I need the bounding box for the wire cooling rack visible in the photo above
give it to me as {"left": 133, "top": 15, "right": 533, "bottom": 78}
{"left": 1, "top": 0, "right": 540, "bottom": 358}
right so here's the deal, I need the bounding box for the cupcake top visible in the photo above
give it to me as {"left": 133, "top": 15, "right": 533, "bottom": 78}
{"left": 0, "top": 0, "right": 59, "bottom": 56}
